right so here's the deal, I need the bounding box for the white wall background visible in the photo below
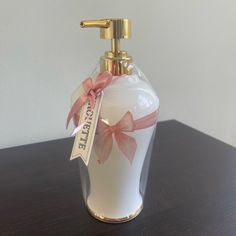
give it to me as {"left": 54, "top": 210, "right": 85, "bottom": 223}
{"left": 1, "top": 0, "right": 236, "bottom": 149}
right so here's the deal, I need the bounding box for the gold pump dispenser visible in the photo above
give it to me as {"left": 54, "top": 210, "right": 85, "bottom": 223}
{"left": 80, "top": 19, "right": 132, "bottom": 75}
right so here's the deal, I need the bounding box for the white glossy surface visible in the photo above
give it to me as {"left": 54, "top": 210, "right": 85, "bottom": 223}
{"left": 86, "top": 71, "right": 159, "bottom": 219}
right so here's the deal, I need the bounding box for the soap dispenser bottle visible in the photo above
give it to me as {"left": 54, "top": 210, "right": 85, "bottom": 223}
{"left": 68, "top": 19, "right": 160, "bottom": 223}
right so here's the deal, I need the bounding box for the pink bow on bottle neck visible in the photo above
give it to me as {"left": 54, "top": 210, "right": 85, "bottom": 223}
{"left": 94, "top": 109, "right": 159, "bottom": 164}
{"left": 66, "top": 71, "right": 112, "bottom": 128}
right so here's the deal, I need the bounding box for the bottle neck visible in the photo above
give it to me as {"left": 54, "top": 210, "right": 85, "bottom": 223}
{"left": 100, "top": 50, "right": 133, "bottom": 76}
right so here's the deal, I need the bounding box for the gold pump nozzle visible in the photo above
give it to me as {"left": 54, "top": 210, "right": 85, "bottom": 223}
{"left": 80, "top": 19, "right": 111, "bottom": 29}
{"left": 80, "top": 19, "right": 132, "bottom": 75}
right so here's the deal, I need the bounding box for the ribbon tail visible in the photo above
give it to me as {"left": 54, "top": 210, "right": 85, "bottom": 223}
{"left": 73, "top": 113, "right": 80, "bottom": 127}
{"left": 66, "top": 94, "right": 87, "bottom": 128}
{"left": 94, "top": 132, "right": 113, "bottom": 164}
{"left": 115, "top": 132, "right": 137, "bottom": 164}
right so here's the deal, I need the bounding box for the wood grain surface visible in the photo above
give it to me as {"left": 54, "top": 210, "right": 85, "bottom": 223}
{"left": 1, "top": 120, "right": 236, "bottom": 236}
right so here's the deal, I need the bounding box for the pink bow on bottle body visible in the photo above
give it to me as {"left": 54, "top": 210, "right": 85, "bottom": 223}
{"left": 94, "top": 109, "right": 159, "bottom": 164}
{"left": 66, "top": 71, "right": 159, "bottom": 164}
{"left": 66, "top": 71, "right": 112, "bottom": 129}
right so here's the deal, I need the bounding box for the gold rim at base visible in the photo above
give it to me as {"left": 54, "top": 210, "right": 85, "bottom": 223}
{"left": 86, "top": 204, "right": 143, "bottom": 224}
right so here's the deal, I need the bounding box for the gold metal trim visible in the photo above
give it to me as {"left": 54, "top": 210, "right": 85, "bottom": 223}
{"left": 80, "top": 19, "right": 111, "bottom": 28}
{"left": 86, "top": 204, "right": 143, "bottom": 223}
{"left": 80, "top": 19, "right": 131, "bottom": 39}
{"left": 100, "top": 50, "right": 132, "bottom": 76}
{"left": 80, "top": 18, "right": 133, "bottom": 75}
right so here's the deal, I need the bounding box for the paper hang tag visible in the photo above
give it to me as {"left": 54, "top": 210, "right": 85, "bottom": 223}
{"left": 70, "top": 92, "right": 104, "bottom": 165}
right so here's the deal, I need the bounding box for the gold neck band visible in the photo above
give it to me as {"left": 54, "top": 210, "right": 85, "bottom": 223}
{"left": 100, "top": 50, "right": 132, "bottom": 75}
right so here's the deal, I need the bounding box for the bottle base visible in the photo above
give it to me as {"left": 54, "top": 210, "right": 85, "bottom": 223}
{"left": 86, "top": 203, "right": 143, "bottom": 224}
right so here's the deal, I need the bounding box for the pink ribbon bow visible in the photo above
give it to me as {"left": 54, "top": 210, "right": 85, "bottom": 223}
{"left": 94, "top": 109, "right": 159, "bottom": 164}
{"left": 66, "top": 71, "right": 112, "bottom": 128}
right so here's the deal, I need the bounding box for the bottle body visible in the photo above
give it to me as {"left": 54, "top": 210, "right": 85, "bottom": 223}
{"left": 74, "top": 64, "right": 159, "bottom": 222}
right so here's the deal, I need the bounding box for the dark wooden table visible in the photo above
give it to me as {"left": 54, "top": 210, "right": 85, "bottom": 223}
{"left": 1, "top": 120, "right": 236, "bottom": 236}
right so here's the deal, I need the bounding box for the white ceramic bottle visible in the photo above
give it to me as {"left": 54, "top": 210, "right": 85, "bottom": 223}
{"left": 72, "top": 19, "right": 159, "bottom": 223}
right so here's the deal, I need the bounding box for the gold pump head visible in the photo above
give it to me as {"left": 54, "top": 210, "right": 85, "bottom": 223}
{"left": 80, "top": 19, "right": 132, "bottom": 75}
